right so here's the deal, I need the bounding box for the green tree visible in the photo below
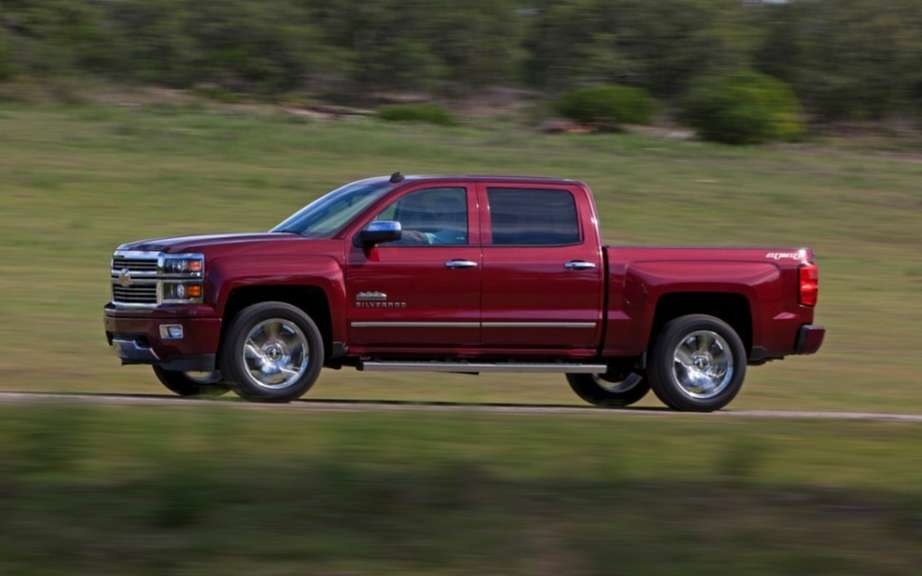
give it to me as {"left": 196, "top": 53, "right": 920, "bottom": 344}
{"left": 753, "top": 0, "right": 922, "bottom": 120}
{"left": 308, "top": 0, "right": 521, "bottom": 90}
{"left": 0, "top": 0, "right": 111, "bottom": 74}
{"left": 525, "top": 0, "right": 756, "bottom": 96}
{"left": 0, "top": 0, "right": 918, "bottom": 122}
{"left": 106, "top": 0, "right": 197, "bottom": 86}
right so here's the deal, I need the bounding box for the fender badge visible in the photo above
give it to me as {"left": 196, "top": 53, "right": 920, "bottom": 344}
{"left": 355, "top": 291, "right": 407, "bottom": 308}
{"left": 356, "top": 291, "right": 388, "bottom": 302}
{"left": 766, "top": 249, "right": 807, "bottom": 261}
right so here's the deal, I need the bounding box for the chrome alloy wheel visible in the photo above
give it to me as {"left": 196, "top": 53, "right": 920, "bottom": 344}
{"left": 672, "top": 330, "right": 734, "bottom": 399}
{"left": 241, "top": 319, "right": 310, "bottom": 390}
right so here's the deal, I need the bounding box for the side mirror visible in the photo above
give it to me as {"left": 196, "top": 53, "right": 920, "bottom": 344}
{"left": 360, "top": 220, "right": 402, "bottom": 246}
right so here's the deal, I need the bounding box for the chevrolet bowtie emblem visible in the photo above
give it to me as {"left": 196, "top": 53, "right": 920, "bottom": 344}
{"left": 118, "top": 268, "right": 132, "bottom": 288}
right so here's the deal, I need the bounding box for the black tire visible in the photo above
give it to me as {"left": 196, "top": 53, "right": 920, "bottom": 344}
{"left": 647, "top": 314, "right": 747, "bottom": 412}
{"left": 152, "top": 366, "right": 229, "bottom": 397}
{"left": 220, "top": 301, "right": 324, "bottom": 403}
{"left": 567, "top": 372, "right": 650, "bottom": 407}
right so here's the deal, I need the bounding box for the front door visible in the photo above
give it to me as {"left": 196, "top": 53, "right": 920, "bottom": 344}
{"left": 478, "top": 184, "right": 603, "bottom": 350}
{"left": 347, "top": 184, "right": 482, "bottom": 349}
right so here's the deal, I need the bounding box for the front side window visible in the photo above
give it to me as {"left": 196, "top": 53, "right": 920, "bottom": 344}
{"left": 487, "top": 188, "right": 580, "bottom": 246}
{"left": 370, "top": 187, "right": 468, "bottom": 246}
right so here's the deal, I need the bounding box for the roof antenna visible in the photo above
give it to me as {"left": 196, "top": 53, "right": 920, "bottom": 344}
{"left": 389, "top": 171, "right": 404, "bottom": 183}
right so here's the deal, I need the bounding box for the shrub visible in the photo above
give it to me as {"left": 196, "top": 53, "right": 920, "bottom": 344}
{"left": 555, "top": 84, "right": 655, "bottom": 130}
{"left": 378, "top": 103, "right": 457, "bottom": 126}
{"left": 682, "top": 71, "right": 804, "bottom": 144}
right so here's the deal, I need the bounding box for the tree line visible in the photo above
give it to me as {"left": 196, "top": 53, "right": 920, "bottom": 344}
{"left": 1, "top": 0, "right": 920, "bottom": 121}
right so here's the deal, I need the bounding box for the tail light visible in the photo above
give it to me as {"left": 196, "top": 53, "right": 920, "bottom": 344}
{"left": 799, "top": 262, "right": 818, "bottom": 307}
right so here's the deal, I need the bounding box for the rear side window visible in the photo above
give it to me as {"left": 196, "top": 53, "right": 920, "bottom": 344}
{"left": 487, "top": 188, "right": 580, "bottom": 246}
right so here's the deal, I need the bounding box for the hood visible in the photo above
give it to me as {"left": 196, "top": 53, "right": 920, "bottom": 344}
{"left": 117, "top": 232, "right": 300, "bottom": 254}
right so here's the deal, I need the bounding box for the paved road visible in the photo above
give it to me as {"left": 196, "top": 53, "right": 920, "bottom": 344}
{"left": 1, "top": 391, "right": 921, "bottom": 422}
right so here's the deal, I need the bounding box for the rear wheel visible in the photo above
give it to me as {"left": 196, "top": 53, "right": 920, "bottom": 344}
{"left": 152, "top": 366, "right": 229, "bottom": 397}
{"left": 221, "top": 302, "right": 324, "bottom": 403}
{"left": 647, "top": 314, "right": 746, "bottom": 412}
{"left": 567, "top": 369, "right": 650, "bottom": 408}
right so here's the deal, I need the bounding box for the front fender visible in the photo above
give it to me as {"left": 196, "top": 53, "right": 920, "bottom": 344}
{"left": 208, "top": 254, "right": 347, "bottom": 342}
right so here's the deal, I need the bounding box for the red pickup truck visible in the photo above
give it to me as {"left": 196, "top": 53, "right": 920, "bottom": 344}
{"left": 104, "top": 174, "right": 824, "bottom": 411}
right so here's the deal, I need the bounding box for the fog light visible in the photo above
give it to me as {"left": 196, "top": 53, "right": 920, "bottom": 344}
{"left": 159, "top": 324, "right": 184, "bottom": 340}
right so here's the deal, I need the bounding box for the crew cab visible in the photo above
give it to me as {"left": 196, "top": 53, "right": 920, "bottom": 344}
{"left": 104, "top": 174, "right": 824, "bottom": 411}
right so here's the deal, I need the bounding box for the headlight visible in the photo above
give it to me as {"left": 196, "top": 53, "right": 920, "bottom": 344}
{"left": 158, "top": 253, "right": 204, "bottom": 304}
{"left": 159, "top": 254, "right": 204, "bottom": 276}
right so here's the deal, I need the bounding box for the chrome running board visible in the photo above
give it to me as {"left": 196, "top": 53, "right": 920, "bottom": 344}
{"left": 359, "top": 361, "right": 606, "bottom": 374}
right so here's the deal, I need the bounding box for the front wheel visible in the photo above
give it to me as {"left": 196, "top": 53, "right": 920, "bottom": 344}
{"left": 647, "top": 314, "right": 747, "bottom": 412}
{"left": 567, "top": 371, "right": 650, "bottom": 408}
{"left": 152, "top": 366, "right": 229, "bottom": 397}
{"left": 220, "top": 302, "right": 324, "bottom": 403}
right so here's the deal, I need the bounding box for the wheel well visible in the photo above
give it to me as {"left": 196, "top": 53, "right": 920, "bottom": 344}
{"left": 650, "top": 292, "right": 752, "bottom": 353}
{"left": 220, "top": 285, "right": 332, "bottom": 361}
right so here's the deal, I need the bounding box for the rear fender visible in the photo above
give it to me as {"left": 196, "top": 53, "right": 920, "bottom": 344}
{"left": 604, "top": 261, "right": 781, "bottom": 357}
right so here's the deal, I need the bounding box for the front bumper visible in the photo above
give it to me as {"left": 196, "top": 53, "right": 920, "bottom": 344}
{"left": 795, "top": 324, "right": 825, "bottom": 355}
{"left": 104, "top": 304, "right": 221, "bottom": 371}
{"left": 111, "top": 337, "right": 160, "bottom": 364}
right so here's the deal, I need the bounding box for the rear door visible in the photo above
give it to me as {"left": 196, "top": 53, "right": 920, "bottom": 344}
{"left": 478, "top": 184, "right": 603, "bottom": 350}
{"left": 346, "top": 183, "right": 482, "bottom": 349}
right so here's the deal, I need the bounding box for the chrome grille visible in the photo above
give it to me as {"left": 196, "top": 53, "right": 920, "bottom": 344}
{"left": 110, "top": 250, "right": 203, "bottom": 307}
{"left": 112, "top": 283, "right": 158, "bottom": 304}
{"left": 111, "top": 251, "right": 160, "bottom": 307}
{"left": 112, "top": 256, "right": 158, "bottom": 273}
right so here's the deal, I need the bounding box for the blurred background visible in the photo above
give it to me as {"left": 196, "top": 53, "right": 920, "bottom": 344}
{"left": 1, "top": 0, "right": 921, "bottom": 574}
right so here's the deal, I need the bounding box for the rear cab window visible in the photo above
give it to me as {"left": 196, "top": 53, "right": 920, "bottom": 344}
{"left": 485, "top": 187, "right": 581, "bottom": 246}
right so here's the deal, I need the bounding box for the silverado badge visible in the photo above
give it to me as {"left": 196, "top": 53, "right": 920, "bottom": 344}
{"left": 355, "top": 291, "right": 406, "bottom": 308}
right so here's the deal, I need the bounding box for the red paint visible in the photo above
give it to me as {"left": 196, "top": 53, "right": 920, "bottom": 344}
{"left": 346, "top": 181, "right": 482, "bottom": 347}
{"left": 104, "top": 176, "right": 823, "bottom": 368}
{"left": 476, "top": 182, "right": 604, "bottom": 349}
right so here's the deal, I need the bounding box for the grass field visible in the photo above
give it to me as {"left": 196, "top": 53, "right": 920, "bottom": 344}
{"left": 1, "top": 103, "right": 921, "bottom": 574}
{"left": 0, "top": 103, "right": 919, "bottom": 411}
{"left": 1, "top": 404, "right": 921, "bottom": 575}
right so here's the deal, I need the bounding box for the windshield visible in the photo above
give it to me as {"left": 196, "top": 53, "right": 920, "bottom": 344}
{"left": 271, "top": 179, "right": 394, "bottom": 237}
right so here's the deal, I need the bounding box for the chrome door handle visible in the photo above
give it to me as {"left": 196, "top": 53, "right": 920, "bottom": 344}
{"left": 565, "top": 260, "right": 597, "bottom": 270}
{"left": 445, "top": 259, "right": 478, "bottom": 269}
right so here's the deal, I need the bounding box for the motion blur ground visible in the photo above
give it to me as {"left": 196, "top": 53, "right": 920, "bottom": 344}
{"left": 1, "top": 405, "right": 921, "bottom": 575}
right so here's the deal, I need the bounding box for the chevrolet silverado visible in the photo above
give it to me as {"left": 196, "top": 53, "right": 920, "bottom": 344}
{"left": 104, "top": 174, "right": 824, "bottom": 411}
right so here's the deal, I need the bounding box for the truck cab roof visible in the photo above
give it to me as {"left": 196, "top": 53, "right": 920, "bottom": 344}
{"left": 394, "top": 175, "right": 583, "bottom": 186}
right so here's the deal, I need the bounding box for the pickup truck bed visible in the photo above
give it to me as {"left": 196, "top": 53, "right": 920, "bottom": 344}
{"left": 602, "top": 246, "right": 819, "bottom": 362}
